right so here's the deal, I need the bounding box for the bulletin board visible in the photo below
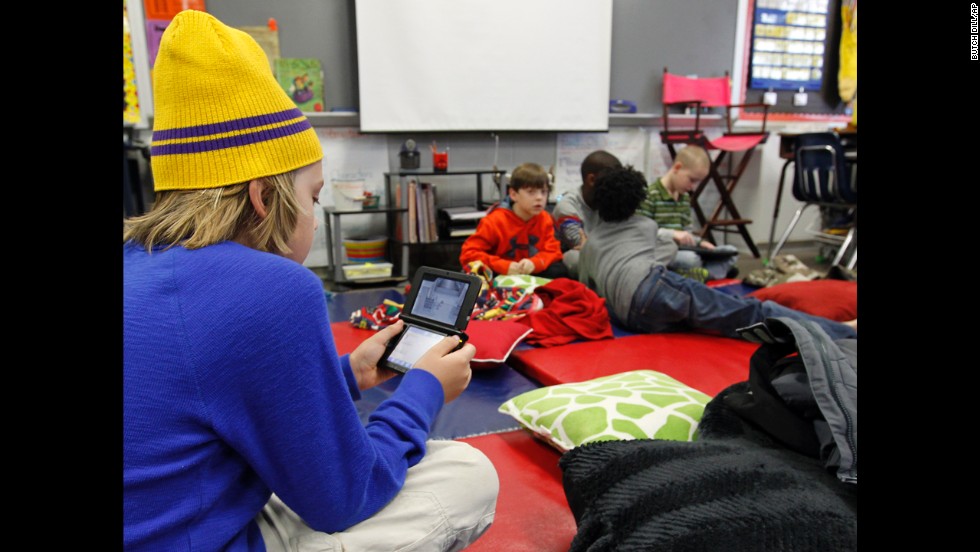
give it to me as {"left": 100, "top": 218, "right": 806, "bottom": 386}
{"left": 742, "top": 0, "right": 849, "bottom": 116}
{"left": 748, "top": 0, "right": 832, "bottom": 91}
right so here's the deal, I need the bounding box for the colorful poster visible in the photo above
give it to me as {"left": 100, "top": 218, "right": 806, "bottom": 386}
{"left": 274, "top": 58, "right": 325, "bottom": 112}
{"left": 124, "top": 0, "right": 141, "bottom": 125}
{"left": 748, "top": 0, "right": 831, "bottom": 91}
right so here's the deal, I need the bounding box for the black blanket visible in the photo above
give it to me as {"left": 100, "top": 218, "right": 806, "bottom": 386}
{"left": 559, "top": 382, "right": 857, "bottom": 552}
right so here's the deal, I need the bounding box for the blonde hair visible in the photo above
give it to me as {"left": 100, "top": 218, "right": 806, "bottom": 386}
{"left": 123, "top": 171, "right": 301, "bottom": 255}
{"left": 676, "top": 145, "right": 711, "bottom": 171}
{"left": 509, "top": 163, "right": 552, "bottom": 192}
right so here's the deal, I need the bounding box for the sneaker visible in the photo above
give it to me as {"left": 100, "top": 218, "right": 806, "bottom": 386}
{"left": 673, "top": 266, "right": 710, "bottom": 283}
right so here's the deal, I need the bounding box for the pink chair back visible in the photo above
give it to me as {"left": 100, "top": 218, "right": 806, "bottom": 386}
{"left": 662, "top": 72, "right": 730, "bottom": 107}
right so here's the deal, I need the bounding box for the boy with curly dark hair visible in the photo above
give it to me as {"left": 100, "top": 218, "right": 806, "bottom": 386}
{"left": 578, "top": 166, "right": 856, "bottom": 339}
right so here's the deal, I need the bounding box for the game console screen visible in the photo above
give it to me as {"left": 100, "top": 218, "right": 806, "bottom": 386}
{"left": 409, "top": 276, "right": 469, "bottom": 326}
{"left": 384, "top": 325, "right": 447, "bottom": 372}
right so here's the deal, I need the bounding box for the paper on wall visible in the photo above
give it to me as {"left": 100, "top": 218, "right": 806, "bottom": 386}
{"left": 554, "top": 128, "right": 649, "bottom": 198}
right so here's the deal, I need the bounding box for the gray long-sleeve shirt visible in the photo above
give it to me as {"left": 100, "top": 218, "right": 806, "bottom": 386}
{"left": 578, "top": 215, "right": 678, "bottom": 323}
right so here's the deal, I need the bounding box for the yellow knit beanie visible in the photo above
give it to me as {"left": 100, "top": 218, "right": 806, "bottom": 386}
{"left": 150, "top": 10, "right": 323, "bottom": 191}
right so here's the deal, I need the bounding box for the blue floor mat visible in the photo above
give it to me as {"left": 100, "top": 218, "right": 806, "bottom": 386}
{"left": 712, "top": 281, "right": 760, "bottom": 297}
{"left": 355, "top": 364, "right": 540, "bottom": 439}
{"left": 325, "top": 287, "right": 404, "bottom": 324}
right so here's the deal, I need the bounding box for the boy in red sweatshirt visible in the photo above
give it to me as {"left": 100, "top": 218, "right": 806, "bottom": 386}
{"left": 460, "top": 163, "right": 568, "bottom": 278}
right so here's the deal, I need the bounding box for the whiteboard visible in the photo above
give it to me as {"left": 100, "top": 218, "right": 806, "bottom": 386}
{"left": 355, "top": 0, "right": 612, "bottom": 132}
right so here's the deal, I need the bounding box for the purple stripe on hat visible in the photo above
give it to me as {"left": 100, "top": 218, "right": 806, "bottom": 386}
{"left": 151, "top": 119, "right": 314, "bottom": 156}
{"left": 152, "top": 108, "right": 305, "bottom": 141}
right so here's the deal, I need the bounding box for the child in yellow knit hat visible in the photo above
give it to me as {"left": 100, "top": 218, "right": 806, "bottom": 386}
{"left": 123, "top": 10, "right": 497, "bottom": 551}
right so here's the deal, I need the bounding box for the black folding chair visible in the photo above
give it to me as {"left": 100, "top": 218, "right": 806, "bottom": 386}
{"left": 769, "top": 132, "right": 857, "bottom": 269}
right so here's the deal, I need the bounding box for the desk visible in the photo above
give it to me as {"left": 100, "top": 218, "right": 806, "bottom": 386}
{"left": 766, "top": 130, "right": 857, "bottom": 260}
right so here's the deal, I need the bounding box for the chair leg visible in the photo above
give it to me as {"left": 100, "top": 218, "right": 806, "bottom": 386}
{"left": 846, "top": 248, "right": 857, "bottom": 270}
{"left": 830, "top": 226, "right": 856, "bottom": 267}
{"left": 699, "top": 149, "right": 761, "bottom": 258}
{"left": 689, "top": 162, "right": 713, "bottom": 238}
{"left": 705, "top": 151, "right": 750, "bottom": 223}
{"left": 766, "top": 158, "right": 794, "bottom": 261}
{"left": 769, "top": 204, "right": 814, "bottom": 261}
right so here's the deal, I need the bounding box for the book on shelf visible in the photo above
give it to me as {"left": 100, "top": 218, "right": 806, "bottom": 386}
{"left": 414, "top": 181, "right": 428, "bottom": 242}
{"left": 410, "top": 181, "right": 439, "bottom": 243}
{"left": 393, "top": 180, "right": 404, "bottom": 242}
{"left": 274, "top": 58, "right": 325, "bottom": 112}
{"left": 407, "top": 179, "right": 419, "bottom": 243}
{"left": 423, "top": 182, "right": 438, "bottom": 243}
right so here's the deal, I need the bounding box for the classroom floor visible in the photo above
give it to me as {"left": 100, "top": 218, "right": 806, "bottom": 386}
{"left": 736, "top": 240, "right": 836, "bottom": 276}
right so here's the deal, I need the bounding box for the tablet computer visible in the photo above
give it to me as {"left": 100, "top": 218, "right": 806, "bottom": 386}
{"left": 678, "top": 244, "right": 739, "bottom": 261}
{"left": 378, "top": 266, "right": 483, "bottom": 373}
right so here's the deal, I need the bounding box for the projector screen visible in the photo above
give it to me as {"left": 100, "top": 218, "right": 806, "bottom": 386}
{"left": 355, "top": 0, "right": 612, "bottom": 132}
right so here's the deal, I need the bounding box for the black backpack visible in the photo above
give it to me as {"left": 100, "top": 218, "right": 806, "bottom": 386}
{"left": 728, "top": 317, "right": 857, "bottom": 485}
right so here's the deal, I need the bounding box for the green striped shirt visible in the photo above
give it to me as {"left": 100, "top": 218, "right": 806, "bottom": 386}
{"left": 636, "top": 178, "right": 692, "bottom": 231}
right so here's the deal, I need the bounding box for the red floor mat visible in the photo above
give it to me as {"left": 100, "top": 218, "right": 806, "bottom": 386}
{"left": 460, "top": 430, "right": 576, "bottom": 552}
{"left": 509, "top": 332, "right": 759, "bottom": 397}
{"left": 330, "top": 322, "right": 378, "bottom": 355}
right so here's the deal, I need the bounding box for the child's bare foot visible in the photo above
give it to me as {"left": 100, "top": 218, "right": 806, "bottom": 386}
{"left": 844, "top": 319, "right": 857, "bottom": 332}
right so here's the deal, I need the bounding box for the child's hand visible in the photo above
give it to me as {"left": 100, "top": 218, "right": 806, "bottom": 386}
{"left": 572, "top": 228, "right": 588, "bottom": 251}
{"left": 699, "top": 241, "right": 716, "bottom": 250}
{"left": 517, "top": 259, "right": 536, "bottom": 274}
{"left": 414, "top": 336, "right": 476, "bottom": 403}
{"left": 349, "top": 320, "right": 405, "bottom": 391}
{"left": 672, "top": 230, "right": 697, "bottom": 246}
{"left": 507, "top": 262, "right": 523, "bottom": 275}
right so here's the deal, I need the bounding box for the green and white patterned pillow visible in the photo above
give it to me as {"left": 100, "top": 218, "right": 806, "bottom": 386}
{"left": 498, "top": 370, "right": 711, "bottom": 453}
{"left": 492, "top": 274, "right": 552, "bottom": 292}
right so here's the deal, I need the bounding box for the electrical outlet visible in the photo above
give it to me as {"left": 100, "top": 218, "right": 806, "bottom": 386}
{"left": 793, "top": 88, "right": 808, "bottom": 106}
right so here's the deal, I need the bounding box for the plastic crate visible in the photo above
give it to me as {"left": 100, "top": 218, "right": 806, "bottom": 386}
{"left": 342, "top": 262, "right": 393, "bottom": 281}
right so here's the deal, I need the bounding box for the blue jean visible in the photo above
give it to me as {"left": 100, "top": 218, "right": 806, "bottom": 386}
{"left": 626, "top": 265, "right": 856, "bottom": 340}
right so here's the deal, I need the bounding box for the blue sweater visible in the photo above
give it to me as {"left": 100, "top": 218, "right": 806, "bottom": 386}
{"left": 123, "top": 241, "right": 445, "bottom": 551}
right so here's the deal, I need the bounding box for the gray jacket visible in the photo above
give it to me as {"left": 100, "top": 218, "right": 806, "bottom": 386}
{"left": 736, "top": 317, "right": 858, "bottom": 485}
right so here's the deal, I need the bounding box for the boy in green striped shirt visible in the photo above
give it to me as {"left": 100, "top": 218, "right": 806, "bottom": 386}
{"left": 637, "top": 145, "right": 739, "bottom": 281}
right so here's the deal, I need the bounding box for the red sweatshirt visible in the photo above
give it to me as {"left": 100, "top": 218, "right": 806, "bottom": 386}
{"left": 459, "top": 206, "right": 563, "bottom": 275}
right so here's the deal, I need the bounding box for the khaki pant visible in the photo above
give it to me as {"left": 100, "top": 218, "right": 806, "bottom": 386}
{"left": 257, "top": 440, "right": 498, "bottom": 551}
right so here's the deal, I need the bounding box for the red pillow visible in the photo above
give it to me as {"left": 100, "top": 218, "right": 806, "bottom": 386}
{"left": 748, "top": 280, "right": 857, "bottom": 322}
{"left": 466, "top": 320, "right": 534, "bottom": 369}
